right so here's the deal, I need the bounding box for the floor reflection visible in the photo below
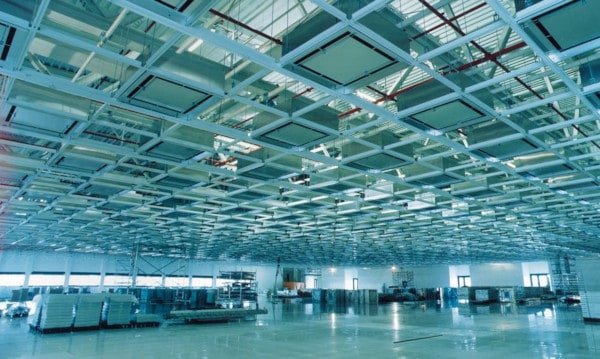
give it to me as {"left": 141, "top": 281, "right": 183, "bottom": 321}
{"left": 0, "top": 299, "right": 598, "bottom": 358}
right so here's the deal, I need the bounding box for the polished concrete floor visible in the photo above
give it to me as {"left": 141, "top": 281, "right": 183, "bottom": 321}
{"left": 1, "top": 300, "right": 599, "bottom": 358}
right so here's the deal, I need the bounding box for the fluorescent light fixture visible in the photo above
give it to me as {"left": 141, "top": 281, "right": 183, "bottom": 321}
{"left": 188, "top": 39, "right": 204, "bottom": 52}
{"left": 176, "top": 37, "right": 204, "bottom": 54}
{"left": 125, "top": 50, "right": 141, "bottom": 59}
{"left": 426, "top": 128, "right": 443, "bottom": 136}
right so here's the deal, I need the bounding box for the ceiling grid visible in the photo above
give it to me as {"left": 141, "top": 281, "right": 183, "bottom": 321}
{"left": 1, "top": 0, "right": 600, "bottom": 265}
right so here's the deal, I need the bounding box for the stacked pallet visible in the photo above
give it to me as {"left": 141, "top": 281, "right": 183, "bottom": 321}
{"left": 168, "top": 308, "right": 268, "bottom": 322}
{"left": 73, "top": 294, "right": 104, "bottom": 329}
{"left": 29, "top": 293, "right": 139, "bottom": 332}
{"left": 102, "top": 294, "right": 136, "bottom": 327}
{"left": 37, "top": 295, "right": 77, "bottom": 333}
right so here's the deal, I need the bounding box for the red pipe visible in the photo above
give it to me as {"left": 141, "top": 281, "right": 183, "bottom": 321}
{"left": 209, "top": 9, "right": 282, "bottom": 45}
{"left": 337, "top": 107, "right": 362, "bottom": 118}
{"left": 231, "top": 116, "right": 254, "bottom": 129}
{"left": 337, "top": 33, "right": 526, "bottom": 118}
{"left": 455, "top": 41, "right": 526, "bottom": 72}
{"left": 337, "top": 39, "right": 525, "bottom": 119}
{"left": 418, "top": 0, "right": 600, "bottom": 149}
{"left": 418, "top": 0, "right": 539, "bottom": 98}
{"left": 386, "top": 78, "right": 436, "bottom": 102}
{"left": 292, "top": 87, "right": 313, "bottom": 99}
{"left": 338, "top": 77, "right": 436, "bottom": 118}
{"left": 412, "top": 2, "right": 487, "bottom": 40}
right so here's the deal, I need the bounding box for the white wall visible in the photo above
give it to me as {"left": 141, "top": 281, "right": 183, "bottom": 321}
{"left": 470, "top": 262, "right": 523, "bottom": 287}
{"left": 319, "top": 267, "right": 345, "bottom": 289}
{"left": 0, "top": 250, "right": 30, "bottom": 272}
{"left": 412, "top": 265, "right": 450, "bottom": 287}
{"left": 288, "top": 265, "right": 451, "bottom": 291}
{"left": 357, "top": 267, "right": 392, "bottom": 291}
{"left": 578, "top": 258, "right": 600, "bottom": 290}
{"left": 577, "top": 258, "right": 600, "bottom": 320}
{"left": 343, "top": 265, "right": 450, "bottom": 291}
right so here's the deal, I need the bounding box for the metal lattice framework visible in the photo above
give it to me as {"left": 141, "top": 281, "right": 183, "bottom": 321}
{"left": 1, "top": 0, "right": 600, "bottom": 266}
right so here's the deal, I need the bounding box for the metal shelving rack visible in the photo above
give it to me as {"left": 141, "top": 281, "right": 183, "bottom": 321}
{"left": 551, "top": 255, "right": 579, "bottom": 296}
{"left": 392, "top": 269, "right": 414, "bottom": 288}
{"left": 216, "top": 271, "right": 258, "bottom": 309}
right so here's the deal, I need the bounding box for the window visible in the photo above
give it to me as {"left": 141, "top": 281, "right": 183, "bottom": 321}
{"left": 353, "top": 277, "right": 358, "bottom": 290}
{"left": 136, "top": 275, "right": 163, "bottom": 287}
{"left": 0, "top": 273, "right": 25, "bottom": 286}
{"left": 530, "top": 273, "right": 549, "bottom": 287}
{"left": 103, "top": 274, "right": 131, "bottom": 287}
{"left": 458, "top": 275, "right": 471, "bottom": 287}
{"left": 69, "top": 272, "right": 101, "bottom": 286}
{"left": 191, "top": 276, "right": 213, "bottom": 287}
{"left": 28, "top": 272, "right": 65, "bottom": 286}
{"left": 164, "top": 276, "right": 188, "bottom": 288}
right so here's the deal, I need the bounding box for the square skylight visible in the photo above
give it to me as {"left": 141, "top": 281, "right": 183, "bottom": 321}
{"left": 261, "top": 122, "right": 329, "bottom": 147}
{"left": 297, "top": 33, "right": 396, "bottom": 86}
{"left": 127, "top": 76, "right": 211, "bottom": 115}
{"left": 533, "top": 1, "right": 600, "bottom": 50}
{"left": 411, "top": 100, "right": 485, "bottom": 130}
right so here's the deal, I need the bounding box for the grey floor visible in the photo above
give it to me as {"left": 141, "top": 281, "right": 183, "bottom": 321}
{"left": 2, "top": 300, "right": 600, "bottom": 358}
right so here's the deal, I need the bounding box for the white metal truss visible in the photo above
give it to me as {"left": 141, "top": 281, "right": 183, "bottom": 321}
{"left": 0, "top": 0, "right": 600, "bottom": 266}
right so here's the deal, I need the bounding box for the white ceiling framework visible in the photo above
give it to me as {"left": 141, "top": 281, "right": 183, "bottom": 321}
{"left": 1, "top": 0, "right": 600, "bottom": 265}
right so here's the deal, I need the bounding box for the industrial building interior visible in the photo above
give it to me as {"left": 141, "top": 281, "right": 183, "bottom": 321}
{"left": 2, "top": 0, "right": 600, "bottom": 357}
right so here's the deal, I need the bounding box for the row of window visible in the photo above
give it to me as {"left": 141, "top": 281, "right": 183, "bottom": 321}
{"left": 0, "top": 273, "right": 213, "bottom": 288}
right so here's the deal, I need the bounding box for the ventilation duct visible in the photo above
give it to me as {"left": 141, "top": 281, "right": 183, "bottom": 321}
{"left": 153, "top": 50, "right": 227, "bottom": 91}
{"left": 123, "top": 75, "right": 213, "bottom": 117}
{"left": 10, "top": 108, "right": 75, "bottom": 135}
{"left": 451, "top": 177, "right": 500, "bottom": 197}
{"left": 236, "top": 148, "right": 302, "bottom": 181}
{"left": 517, "top": 0, "right": 600, "bottom": 51}
{"left": 397, "top": 72, "right": 493, "bottom": 132}
{"left": 259, "top": 122, "right": 330, "bottom": 148}
{"left": 253, "top": 95, "right": 339, "bottom": 149}
{"left": 580, "top": 59, "right": 600, "bottom": 109}
{"left": 345, "top": 132, "right": 409, "bottom": 171}
{"left": 347, "top": 152, "right": 408, "bottom": 171}
{"left": 120, "top": 50, "right": 226, "bottom": 116}
{"left": 407, "top": 192, "right": 436, "bottom": 211}
{"left": 282, "top": 1, "right": 409, "bottom": 89}
{"left": 403, "top": 157, "right": 464, "bottom": 188}
{"left": 514, "top": 0, "right": 544, "bottom": 12}
{"left": 466, "top": 121, "right": 538, "bottom": 160}
{"left": 1, "top": 0, "right": 37, "bottom": 21}
{"left": 512, "top": 151, "right": 574, "bottom": 179}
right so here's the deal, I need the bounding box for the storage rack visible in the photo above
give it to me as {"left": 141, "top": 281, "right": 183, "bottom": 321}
{"left": 216, "top": 271, "right": 258, "bottom": 309}
{"left": 551, "top": 255, "right": 579, "bottom": 296}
